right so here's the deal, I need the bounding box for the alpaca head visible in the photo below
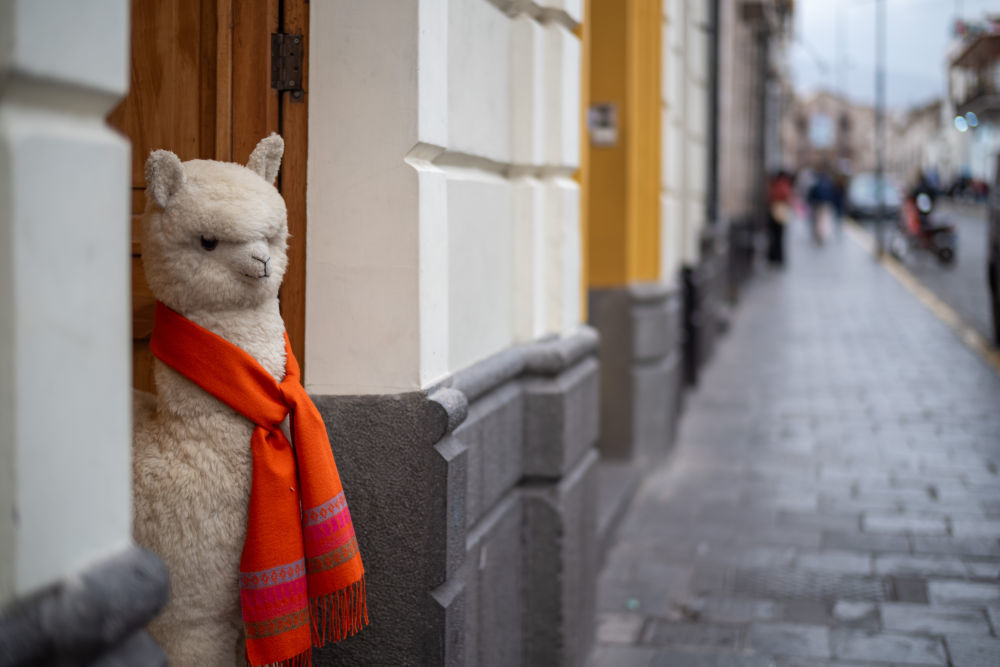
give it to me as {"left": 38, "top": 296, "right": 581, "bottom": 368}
{"left": 141, "top": 134, "right": 289, "bottom": 314}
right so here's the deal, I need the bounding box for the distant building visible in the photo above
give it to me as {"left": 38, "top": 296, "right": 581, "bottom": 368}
{"left": 886, "top": 99, "right": 945, "bottom": 185}
{"left": 781, "top": 90, "right": 876, "bottom": 176}
{"left": 948, "top": 14, "right": 1000, "bottom": 184}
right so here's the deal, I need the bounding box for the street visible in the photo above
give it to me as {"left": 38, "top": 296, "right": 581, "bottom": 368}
{"left": 893, "top": 201, "right": 995, "bottom": 350}
{"left": 590, "top": 221, "right": 1000, "bottom": 666}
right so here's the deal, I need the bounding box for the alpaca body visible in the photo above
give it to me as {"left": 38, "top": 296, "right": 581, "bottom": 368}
{"left": 131, "top": 135, "right": 289, "bottom": 666}
{"left": 133, "top": 304, "right": 286, "bottom": 665}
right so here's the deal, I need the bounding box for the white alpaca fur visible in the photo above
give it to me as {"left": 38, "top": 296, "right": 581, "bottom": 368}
{"left": 133, "top": 134, "right": 289, "bottom": 666}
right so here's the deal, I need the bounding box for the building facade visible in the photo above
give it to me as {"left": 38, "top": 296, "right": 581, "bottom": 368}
{"left": 781, "top": 90, "right": 877, "bottom": 177}
{"left": 1, "top": 1, "right": 792, "bottom": 664}
{"left": 949, "top": 17, "right": 1000, "bottom": 186}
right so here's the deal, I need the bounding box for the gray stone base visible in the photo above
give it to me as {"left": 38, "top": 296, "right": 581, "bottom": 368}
{"left": 0, "top": 546, "right": 169, "bottom": 667}
{"left": 522, "top": 449, "right": 598, "bottom": 667}
{"left": 588, "top": 283, "right": 684, "bottom": 464}
{"left": 588, "top": 283, "right": 684, "bottom": 564}
{"left": 683, "top": 229, "right": 731, "bottom": 386}
{"left": 312, "top": 328, "right": 601, "bottom": 666}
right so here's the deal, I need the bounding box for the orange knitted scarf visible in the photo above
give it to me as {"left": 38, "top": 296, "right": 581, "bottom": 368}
{"left": 150, "top": 302, "right": 367, "bottom": 666}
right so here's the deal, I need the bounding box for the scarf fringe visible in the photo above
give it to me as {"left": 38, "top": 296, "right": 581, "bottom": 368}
{"left": 246, "top": 576, "right": 368, "bottom": 667}
{"left": 310, "top": 575, "right": 369, "bottom": 646}
{"left": 251, "top": 652, "right": 312, "bottom": 667}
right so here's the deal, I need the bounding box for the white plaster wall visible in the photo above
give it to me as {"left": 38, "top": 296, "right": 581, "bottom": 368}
{"left": 661, "top": 1, "right": 686, "bottom": 282}
{"left": 308, "top": 0, "right": 582, "bottom": 393}
{"left": 0, "top": 0, "right": 131, "bottom": 604}
{"left": 544, "top": 176, "right": 581, "bottom": 333}
{"left": 308, "top": 1, "right": 436, "bottom": 394}
{"left": 684, "top": 0, "right": 709, "bottom": 264}
{"left": 513, "top": 176, "right": 548, "bottom": 341}
{"left": 662, "top": 0, "right": 710, "bottom": 269}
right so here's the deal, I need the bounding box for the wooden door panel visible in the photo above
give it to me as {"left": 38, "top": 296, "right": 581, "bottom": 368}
{"left": 111, "top": 0, "right": 305, "bottom": 390}
{"left": 109, "top": 0, "right": 235, "bottom": 391}
{"left": 108, "top": 0, "right": 227, "bottom": 191}
{"left": 279, "top": 0, "right": 309, "bottom": 370}
{"left": 231, "top": 0, "right": 280, "bottom": 165}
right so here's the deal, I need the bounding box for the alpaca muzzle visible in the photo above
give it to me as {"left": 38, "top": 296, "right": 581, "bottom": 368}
{"left": 251, "top": 253, "right": 271, "bottom": 279}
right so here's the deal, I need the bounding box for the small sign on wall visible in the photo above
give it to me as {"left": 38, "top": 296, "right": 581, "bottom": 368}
{"left": 588, "top": 103, "right": 618, "bottom": 147}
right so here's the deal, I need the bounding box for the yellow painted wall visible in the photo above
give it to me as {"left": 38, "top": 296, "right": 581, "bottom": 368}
{"left": 584, "top": 0, "right": 662, "bottom": 288}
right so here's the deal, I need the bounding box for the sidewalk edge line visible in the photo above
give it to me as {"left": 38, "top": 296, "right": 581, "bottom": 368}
{"left": 844, "top": 222, "right": 1000, "bottom": 376}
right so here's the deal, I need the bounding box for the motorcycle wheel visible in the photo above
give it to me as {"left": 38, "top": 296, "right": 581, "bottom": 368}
{"left": 937, "top": 247, "right": 955, "bottom": 264}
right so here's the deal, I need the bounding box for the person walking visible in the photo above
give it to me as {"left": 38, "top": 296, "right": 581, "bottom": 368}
{"left": 808, "top": 169, "right": 836, "bottom": 244}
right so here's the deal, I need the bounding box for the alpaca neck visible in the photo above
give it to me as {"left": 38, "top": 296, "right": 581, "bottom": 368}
{"left": 151, "top": 299, "right": 288, "bottom": 421}
{"left": 182, "top": 299, "right": 287, "bottom": 381}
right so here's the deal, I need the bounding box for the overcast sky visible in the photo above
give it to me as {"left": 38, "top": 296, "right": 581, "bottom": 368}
{"left": 790, "top": 0, "right": 1000, "bottom": 111}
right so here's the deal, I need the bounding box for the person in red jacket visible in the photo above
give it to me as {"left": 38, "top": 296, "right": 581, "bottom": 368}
{"left": 767, "top": 170, "right": 794, "bottom": 265}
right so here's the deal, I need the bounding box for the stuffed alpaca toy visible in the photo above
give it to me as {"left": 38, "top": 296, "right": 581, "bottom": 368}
{"left": 133, "top": 135, "right": 367, "bottom": 667}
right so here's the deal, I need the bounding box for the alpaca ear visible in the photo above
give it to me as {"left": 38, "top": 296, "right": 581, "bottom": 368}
{"left": 247, "top": 133, "right": 284, "bottom": 185}
{"left": 145, "top": 150, "right": 186, "bottom": 208}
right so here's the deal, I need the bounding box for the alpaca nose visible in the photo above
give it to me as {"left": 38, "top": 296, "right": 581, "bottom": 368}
{"left": 252, "top": 252, "right": 271, "bottom": 278}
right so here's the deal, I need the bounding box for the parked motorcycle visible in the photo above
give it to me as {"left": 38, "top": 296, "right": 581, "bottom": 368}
{"left": 889, "top": 192, "right": 957, "bottom": 264}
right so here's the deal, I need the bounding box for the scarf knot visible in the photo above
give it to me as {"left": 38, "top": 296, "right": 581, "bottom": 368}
{"left": 150, "top": 302, "right": 367, "bottom": 667}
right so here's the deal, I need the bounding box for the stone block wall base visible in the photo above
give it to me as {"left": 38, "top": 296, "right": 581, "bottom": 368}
{"left": 522, "top": 449, "right": 598, "bottom": 667}
{"left": 588, "top": 283, "right": 684, "bottom": 464}
{"left": 313, "top": 328, "right": 600, "bottom": 666}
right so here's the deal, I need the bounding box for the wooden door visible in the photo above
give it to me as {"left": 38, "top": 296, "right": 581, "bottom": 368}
{"left": 109, "top": 0, "right": 308, "bottom": 392}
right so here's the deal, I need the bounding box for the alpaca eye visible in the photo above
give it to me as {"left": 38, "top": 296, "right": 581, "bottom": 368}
{"left": 200, "top": 236, "right": 218, "bottom": 251}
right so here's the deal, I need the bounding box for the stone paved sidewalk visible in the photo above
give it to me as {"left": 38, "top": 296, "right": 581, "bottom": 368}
{"left": 590, "top": 223, "right": 1000, "bottom": 666}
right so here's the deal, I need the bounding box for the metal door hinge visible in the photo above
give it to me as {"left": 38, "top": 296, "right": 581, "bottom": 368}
{"left": 271, "top": 33, "right": 304, "bottom": 100}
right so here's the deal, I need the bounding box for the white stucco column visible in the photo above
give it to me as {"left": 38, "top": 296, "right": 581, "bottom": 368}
{"left": 0, "top": 0, "right": 131, "bottom": 604}
{"left": 307, "top": 0, "right": 583, "bottom": 395}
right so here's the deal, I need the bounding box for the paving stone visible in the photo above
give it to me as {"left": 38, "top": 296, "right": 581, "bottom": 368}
{"left": 699, "top": 545, "right": 798, "bottom": 569}
{"left": 987, "top": 606, "right": 1000, "bottom": 634}
{"left": 641, "top": 621, "right": 742, "bottom": 650}
{"left": 777, "top": 511, "right": 862, "bottom": 534}
{"left": 595, "top": 612, "right": 646, "bottom": 644}
{"left": 829, "top": 629, "right": 947, "bottom": 665}
{"left": 831, "top": 601, "right": 879, "bottom": 628}
{"left": 944, "top": 634, "right": 1000, "bottom": 667}
{"left": 672, "top": 597, "right": 781, "bottom": 624}
{"left": 822, "top": 530, "right": 911, "bottom": 553}
{"left": 796, "top": 551, "right": 873, "bottom": 575}
{"left": 911, "top": 536, "right": 1000, "bottom": 558}
{"left": 726, "top": 567, "right": 886, "bottom": 602}
{"left": 597, "top": 568, "right": 694, "bottom": 616}
{"left": 588, "top": 644, "right": 658, "bottom": 667}
{"left": 773, "top": 661, "right": 897, "bottom": 667}
{"left": 927, "top": 580, "right": 1000, "bottom": 605}
{"left": 780, "top": 599, "right": 834, "bottom": 625}
{"left": 964, "top": 560, "right": 1000, "bottom": 579}
{"left": 880, "top": 603, "right": 992, "bottom": 636}
{"left": 747, "top": 623, "right": 831, "bottom": 659}
{"left": 951, "top": 519, "right": 1000, "bottom": 539}
{"left": 862, "top": 515, "right": 948, "bottom": 535}
{"left": 874, "top": 554, "right": 969, "bottom": 577}
{"left": 647, "top": 649, "right": 779, "bottom": 667}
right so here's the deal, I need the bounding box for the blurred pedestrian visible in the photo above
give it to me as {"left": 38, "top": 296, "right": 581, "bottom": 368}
{"left": 832, "top": 171, "right": 847, "bottom": 235}
{"left": 767, "top": 170, "right": 793, "bottom": 265}
{"left": 808, "top": 168, "right": 836, "bottom": 244}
